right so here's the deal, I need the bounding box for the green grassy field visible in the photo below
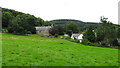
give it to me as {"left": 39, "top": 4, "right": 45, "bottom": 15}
{"left": 1, "top": 33, "right": 119, "bottom": 66}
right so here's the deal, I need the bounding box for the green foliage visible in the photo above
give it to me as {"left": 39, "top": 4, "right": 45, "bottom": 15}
{"left": 2, "top": 11, "right": 14, "bottom": 27}
{"left": 54, "top": 34, "right": 58, "bottom": 37}
{"left": 117, "top": 27, "right": 120, "bottom": 39}
{"left": 2, "top": 29, "right": 8, "bottom": 33}
{"left": 96, "top": 16, "right": 118, "bottom": 46}
{"left": 100, "top": 16, "right": 108, "bottom": 23}
{"left": 49, "top": 25, "right": 65, "bottom": 36}
{"left": 74, "top": 38, "right": 80, "bottom": 43}
{"left": 44, "top": 21, "right": 52, "bottom": 26}
{"left": 81, "top": 37, "right": 90, "bottom": 44}
{"left": 50, "top": 19, "right": 98, "bottom": 32}
{"left": 49, "top": 26, "right": 59, "bottom": 35}
{"left": 82, "top": 16, "right": 119, "bottom": 47}
{"left": 57, "top": 25, "right": 65, "bottom": 35}
{"left": 64, "top": 22, "right": 79, "bottom": 36}
{"left": 65, "top": 22, "right": 79, "bottom": 33}
{"left": 64, "top": 35, "right": 71, "bottom": 40}
{"left": 83, "top": 25, "right": 95, "bottom": 42}
{"left": 88, "top": 42, "right": 101, "bottom": 47}
{"left": 2, "top": 8, "right": 45, "bottom": 34}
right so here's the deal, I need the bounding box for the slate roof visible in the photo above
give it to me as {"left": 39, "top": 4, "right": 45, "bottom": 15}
{"left": 72, "top": 34, "right": 80, "bottom": 37}
{"left": 35, "top": 26, "right": 52, "bottom": 31}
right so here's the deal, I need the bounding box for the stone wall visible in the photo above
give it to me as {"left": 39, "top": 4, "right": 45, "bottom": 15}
{"left": 36, "top": 30, "right": 50, "bottom": 36}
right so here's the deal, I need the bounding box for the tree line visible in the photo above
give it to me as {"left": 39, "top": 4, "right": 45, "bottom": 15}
{"left": 2, "top": 8, "right": 51, "bottom": 34}
{"left": 49, "top": 22, "right": 79, "bottom": 36}
{"left": 2, "top": 8, "right": 120, "bottom": 47}
{"left": 2, "top": 8, "right": 80, "bottom": 35}
{"left": 50, "top": 19, "right": 98, "bottom": 33}
{"left": 82, "top": 16, "right": 120, "bottom": 47}
{"left": 50, "top": 17, "right": 120, "bottom": 47}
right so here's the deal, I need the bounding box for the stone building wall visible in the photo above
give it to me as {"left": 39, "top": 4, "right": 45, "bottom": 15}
{"left": 36, "top": 30, "right": 50, "bottom": 36}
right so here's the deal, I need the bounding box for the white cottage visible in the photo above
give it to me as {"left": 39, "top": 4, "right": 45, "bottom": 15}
{"left": 71, "top": 34, "right": 83, "bottom": 42}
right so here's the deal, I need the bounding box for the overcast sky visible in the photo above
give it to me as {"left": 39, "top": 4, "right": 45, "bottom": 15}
{"left": 0, "top": 0, "right": 119, "bottom": 24}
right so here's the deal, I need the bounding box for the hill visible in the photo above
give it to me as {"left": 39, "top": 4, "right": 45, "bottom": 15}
{"left": 2, "top": 8, "right": 50, "bottom": 34}
{"left": 2, "top": 33, "right": 118, "bottom": 66}
{"left": 49, "top": 19, "right": 98, "bottom": 32}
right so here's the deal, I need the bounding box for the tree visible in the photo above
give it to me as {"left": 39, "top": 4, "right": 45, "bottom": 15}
{"left": 83, "top": 25, "right": 95, "bottom": 42}
{"left": 8, "top": 15, "right": 25, "bottom": 34}
{"left": 108, "top": 24, "right": 118, "bottom": 46}
{"left": 2, "top": 8, "right": 45, "bottom": 34}
{"left": 35, "top": 17, "right": 44, "bottom": 26}
{"left": 96, "top": 16, "right": 118, "bottom": 46}
{"left": 49, "top": 26, "right": 59, "bottom": 35}
{"left": 117, "top": 27, "right": 120, "bottom": 39}
{"left": 56, "top": 25, "right": 65, "bottom": 35}
{"left": 65, "top": 22, "right": 79, "bottom": 36}
{"left": 2, "top": 11, "right": 14, "bottom": 27}
{"left": 44, "top": 21, "right": 52, "bottom": 26}
{"left": 100, "top": 16, "right": 108, "bottom": 23}
{"left": 117, "top": 27, "right": 120, "bottom": 45}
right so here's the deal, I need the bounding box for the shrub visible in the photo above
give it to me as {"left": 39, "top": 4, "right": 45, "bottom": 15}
{"left": 101, "top": 41, "right": 109, "bottom": 47}
{"left": 2, "top": 29, "right": 8, "bottom": 33}
{"left": 68, "top": 39, "right": 76, "bottom": 42}
{"left": 65, "top": 36, "right": 71, "bottom": 40}
{"left": 74, "top": 39, "right": 80, "bottom": 43}
{"left": 88, "top": 42, "right": 101, "bottom": 47}
{"left": 81, "top": 38, "right": 90, "bottom": 45}
{"left": 74, "top": 38, "right": 80, "bottom": 43}
{"left": 26, "top": 31, "right": 32, "bottom": 34}
{"left": 54, "top": 34, "right": 58, "bottom": 37}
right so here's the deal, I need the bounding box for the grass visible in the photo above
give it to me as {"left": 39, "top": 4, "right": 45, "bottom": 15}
{"left": 1, "top": 33, "right": 119, "bottom": 66}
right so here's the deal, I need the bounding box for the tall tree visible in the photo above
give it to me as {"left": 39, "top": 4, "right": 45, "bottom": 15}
{"left": 96, "top": 16, "right": 118, "bottom": 46}
{"left": 2, "top": 8, "right": 45, "bottom": 34}
{"left": 49, "top": 26, "right": 59, "bottom": 35}
{"left": 117, "top": 27, "right": 120, "bottom": 45}
{"left": 44, "top": 21, "right": 52, "bottom": 26}
{"left": 83, "top": 25, "right": 95, "bottom": 42}
{"left": 8, "top": 15, "right": 25, "bottom": 34}
{"left": 2, "top": 11, "right": 14, "bottom": 27}
{"left": 65, "top": 22, "right": 79, "bottom": 35}
{"left": 117, "top": 27, "right": 120, "bottom": 39}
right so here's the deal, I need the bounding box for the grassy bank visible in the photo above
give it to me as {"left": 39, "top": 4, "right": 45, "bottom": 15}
{"left": 2, "top": 33, "right": 118, "bottom": 66}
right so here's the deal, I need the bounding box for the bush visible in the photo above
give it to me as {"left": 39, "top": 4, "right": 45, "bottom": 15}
{"left": 2, "top": 29, "right": 8, "bottom": 33}
{"left": 68, "top": 39, "right": 76, "bottom": 42}
{"left": 65, "top": 36, "right": 71, "bottom": 40}
{"left": 101, "top": 41, "right": 109, "bottom": 47}
{"left": 54, "top": 34, "right": 58, "bottom": 37}
{"left": 110, "top": 39, "right": 119, "bottom": 46}
{"left": 26, "top": 31, "right": 32, "bottom": 34}
{"left": 74, "top": 39, "right": 80, "bottom": 43}
{"left": 88, "top": 42, "right": 101, "bottom": 47}
{"left": 81, "top": 38, "right": 90, "bottom": 45}
{"left": 74, "top": 38, "right": 80, "bottom": 43}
